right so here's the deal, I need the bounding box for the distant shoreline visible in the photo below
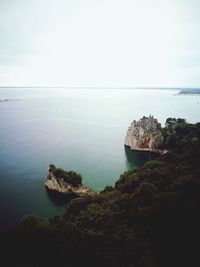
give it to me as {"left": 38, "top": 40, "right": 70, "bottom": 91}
{"left": 178, "top": 89, "right": 200, "bottom": 95}
{"left": 177, "top": 94, "right": 200, "bottom": 96}
{"left": 0, "top": 86, "right": 194, "bottom": 90}
{"left": 0, "top": 98, "right": 23, "bottom": 103}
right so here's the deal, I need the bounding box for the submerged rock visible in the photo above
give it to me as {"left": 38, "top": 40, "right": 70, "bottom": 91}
{"left": 124, "top": 115, "right": 163, "bottom": 153}
{"left": 44, "top": 164, "right": 94, "bottom": 197}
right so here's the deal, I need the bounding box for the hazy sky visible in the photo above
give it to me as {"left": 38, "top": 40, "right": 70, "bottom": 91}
{"left": 0, "top": 0, "right": 200, "bottom": 87}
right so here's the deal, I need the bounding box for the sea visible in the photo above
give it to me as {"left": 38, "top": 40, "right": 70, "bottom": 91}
{"left": 0, "top": 87, "right": 199, "bottom": 227}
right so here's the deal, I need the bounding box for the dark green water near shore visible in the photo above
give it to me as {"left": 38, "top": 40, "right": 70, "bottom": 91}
{"left": 0, "top": 88, "right": 199, "bottom": 227}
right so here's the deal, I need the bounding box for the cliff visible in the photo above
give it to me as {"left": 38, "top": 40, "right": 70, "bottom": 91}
{"left": 44, "top": 164, "right": 94, "bottom": 197}
{"left": 124, "top": 115, "right": 163, "bottom": 153}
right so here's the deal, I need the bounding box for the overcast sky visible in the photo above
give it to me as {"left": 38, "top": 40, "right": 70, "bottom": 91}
{"left": 0, "top": 0, "right": 200, "bottom": 87}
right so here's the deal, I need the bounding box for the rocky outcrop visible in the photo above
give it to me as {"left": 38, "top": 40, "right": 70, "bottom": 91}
{"left": 124, "top": 115, "right": 163, "bottom": 153}
{"left": 45, "top": 165, "right": 94, "bottom": 197}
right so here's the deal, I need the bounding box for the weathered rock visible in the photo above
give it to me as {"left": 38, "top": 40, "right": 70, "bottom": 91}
{"left": 44, "top": 165, "right": 94, "bottom": 197}
{"left": 124, "top": 115, "right": 163, "bottom": 153}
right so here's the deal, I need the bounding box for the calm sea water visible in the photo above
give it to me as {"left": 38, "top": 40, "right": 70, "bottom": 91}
{"left": 0, "top": 88, "right": 199, "bottom": 227}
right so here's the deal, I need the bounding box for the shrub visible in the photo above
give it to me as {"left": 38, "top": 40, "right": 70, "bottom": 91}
{"left": 52, "top": 166, "right": 82, "bottom": 186}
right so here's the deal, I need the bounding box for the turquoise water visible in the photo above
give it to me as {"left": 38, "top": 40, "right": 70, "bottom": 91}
{"left": 0, "top": 88, "right": 199, "bottom": 227}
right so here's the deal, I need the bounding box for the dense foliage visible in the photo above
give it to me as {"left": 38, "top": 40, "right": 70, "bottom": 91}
{"left": 49, "top": 164, "right": 82, "bottom": 186}
{"left": 1, "top": 119, "right": 200, "bottom": 267}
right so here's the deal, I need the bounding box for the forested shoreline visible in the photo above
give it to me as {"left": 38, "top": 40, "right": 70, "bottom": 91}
{"left": 1, "top": 119, "right": 200, "bottom": 267}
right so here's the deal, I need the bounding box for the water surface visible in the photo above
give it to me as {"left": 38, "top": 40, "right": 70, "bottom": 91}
{"left": 0, "top": 88, "right": 199, "bottom": 227}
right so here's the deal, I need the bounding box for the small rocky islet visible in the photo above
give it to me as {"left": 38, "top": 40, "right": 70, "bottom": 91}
{"left": 45, "top": 164, "right": 94, "bottom": 197}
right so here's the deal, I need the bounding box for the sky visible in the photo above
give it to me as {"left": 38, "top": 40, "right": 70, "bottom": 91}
{"left": 0, "top": 0, "right": 200, "bottom": 88}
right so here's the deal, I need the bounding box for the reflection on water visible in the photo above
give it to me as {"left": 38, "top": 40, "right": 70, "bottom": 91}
{"left": 45, "top": 188, "right": 77, "bottom": 206}
{"left": 124, "top": 146, "right": 159, "bottom": 169}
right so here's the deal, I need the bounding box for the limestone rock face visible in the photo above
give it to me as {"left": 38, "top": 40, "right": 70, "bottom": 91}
{"left": 45, "top": 166, "right": 94, "bottom": 197}
{"left": 124, "top": 115, "right": 163, "bottom": 152}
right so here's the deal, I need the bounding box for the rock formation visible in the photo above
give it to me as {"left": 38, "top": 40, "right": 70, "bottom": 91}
{"left": 45, "top": 165, "right": 94, "bottom": 197}
{"left": 124, "top": 115, "right": 163, "bottom": 153}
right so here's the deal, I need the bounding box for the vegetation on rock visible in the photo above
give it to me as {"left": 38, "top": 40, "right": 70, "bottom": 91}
{"left": 49, "top": 164, "right": 82, "bottom": 187}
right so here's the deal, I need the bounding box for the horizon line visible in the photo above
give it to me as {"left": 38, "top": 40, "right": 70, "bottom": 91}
{"left": 0, "top": 86, "right": 200, "bottom": 90}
